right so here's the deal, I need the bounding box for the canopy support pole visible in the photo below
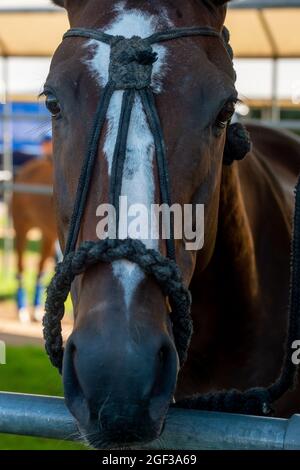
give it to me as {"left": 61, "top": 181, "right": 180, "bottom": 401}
{"left": 1, "top": 56, "right": 14, "bottom": 272}
{"left": 271, "top": 58, "right": 280, "bottom": 122}
{"left": 257, "top": 9, "right": 280, "bottom": 122}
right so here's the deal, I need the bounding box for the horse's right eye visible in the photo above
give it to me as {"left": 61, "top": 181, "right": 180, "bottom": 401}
{"left": 45, "top": 93, "right": 61, "bottom": 118}
{"left": 216, "top": 101, "right": 236, "bottom": 129}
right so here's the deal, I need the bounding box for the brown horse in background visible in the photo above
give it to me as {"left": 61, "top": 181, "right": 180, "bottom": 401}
{"left": 11, "top": 154, "right": 57, "bottom": 322}
{"left": 48, "top": 0, "right": 300, "bottom": 448}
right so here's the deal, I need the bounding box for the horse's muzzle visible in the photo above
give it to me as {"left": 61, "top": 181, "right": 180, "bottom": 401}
{"left": 62, "top": 327, "right": 179, "bottom": 448}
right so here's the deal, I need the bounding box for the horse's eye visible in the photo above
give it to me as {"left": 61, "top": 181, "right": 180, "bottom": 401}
{"left": 45, "top": 93, "right": 61, "bottom": 118}
{"left": 216, "top": 101, "right": 236, "bottom": 129}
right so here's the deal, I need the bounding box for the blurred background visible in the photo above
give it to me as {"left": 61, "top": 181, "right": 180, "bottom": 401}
{"left": 0, "top": 0, "right": 299, "bottom": 450}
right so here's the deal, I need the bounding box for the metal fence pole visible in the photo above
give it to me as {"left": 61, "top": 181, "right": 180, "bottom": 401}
{"left": 0, "top": 182, "right": 53, "bottom": 196}
{"left": 1, "top": 57, "right": 14, "bottom": 272}
{"left": 0, "top": 392, "right": 300, "bottom": 450}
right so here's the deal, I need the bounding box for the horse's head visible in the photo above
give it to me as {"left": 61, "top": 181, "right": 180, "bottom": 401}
{"left": 47, "top": 0, "right": 236, "bottom": 448}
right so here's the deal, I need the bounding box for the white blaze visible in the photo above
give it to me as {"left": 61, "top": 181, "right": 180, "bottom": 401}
{"left": 85, "top": 5, "right": 170, "bottom": 311}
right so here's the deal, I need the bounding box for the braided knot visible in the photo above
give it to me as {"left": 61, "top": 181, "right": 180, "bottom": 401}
{"left": 109, "top": 36, "right": 157, "bottom": 89}
{"left": 43, "top": 238, "right": 193, "bottom": 373}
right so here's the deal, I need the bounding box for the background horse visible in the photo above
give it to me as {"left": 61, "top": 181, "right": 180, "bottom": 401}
{"left": 11, "top": 142, "right": 56, "bottom": 323}
{"left": 48, "top": 0, "right": 300, "bottom": 448}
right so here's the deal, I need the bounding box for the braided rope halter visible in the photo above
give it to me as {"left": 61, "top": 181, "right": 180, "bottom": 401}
{"left": 43, "top": 25, "right": 229, "bottom": 373}
{"left": 43, "top": 24, "right": 300, "bottom": 417}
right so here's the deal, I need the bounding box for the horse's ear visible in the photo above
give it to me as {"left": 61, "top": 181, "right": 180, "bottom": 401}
{"left": 52, "top": 0, "right": 65, "bottom": 7}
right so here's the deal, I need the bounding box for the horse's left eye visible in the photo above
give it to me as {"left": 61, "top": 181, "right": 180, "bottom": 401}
{"left": 216, "top": 101, "right": 236, "bottom": 129}
{"left": 45, "top": 93, "right": 61, "bottom": 118}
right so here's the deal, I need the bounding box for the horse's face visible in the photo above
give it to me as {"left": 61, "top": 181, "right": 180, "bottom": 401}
{"left": 48, "top": 0, "right": 235, "bottom": 448}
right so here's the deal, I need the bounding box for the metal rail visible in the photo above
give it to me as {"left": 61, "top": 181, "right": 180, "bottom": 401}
{"left": 242, "top": 118, "right": 300, "bottom": 131}
{"left": 0, "top": 182, "right": 53, "bottom": 196}
{"left": 0, "top": 392, "right": 300, "bottom": 450}
{"left": 230, "top": 0, "right": 300, "bottom": 9}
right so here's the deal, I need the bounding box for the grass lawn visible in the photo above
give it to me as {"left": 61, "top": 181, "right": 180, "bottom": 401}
{"left": 0, "top": 346, "right": 86, "bottom": 450}
{"left": 0, "top": 232, "right": 81, "bottom": 448}
{"left": 0, "top": 237, "right": 81, "bottom": 449}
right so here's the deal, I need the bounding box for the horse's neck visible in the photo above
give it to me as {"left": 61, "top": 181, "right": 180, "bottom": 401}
{"left": 209, "top": 153, "right": 291, "bottom": 311}
{"left": 204, "top": 151, "right": 292, "bottom": 306}
{"left": 192, "top": 152, "right": 291, "bottom": 334}
{"left": 181, "top": 155, "right": 293, "bottom": 393}
{"left": 217, "top": 163, "right": 259, "bottom": 305}
{"left": 189, "top": 162, "right": 261, "bottom": 354}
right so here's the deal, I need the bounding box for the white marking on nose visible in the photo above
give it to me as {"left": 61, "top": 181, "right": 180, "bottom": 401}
{"left": 85, "top": 5, "right": 171, "bottom": 312}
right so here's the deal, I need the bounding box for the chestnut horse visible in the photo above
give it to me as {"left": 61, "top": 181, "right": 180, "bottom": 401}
{"left": 47, "top": 0, "right": 300, "bottom": 448}
{"left": 11, "top": 155, "right": 56, "bottom": 322}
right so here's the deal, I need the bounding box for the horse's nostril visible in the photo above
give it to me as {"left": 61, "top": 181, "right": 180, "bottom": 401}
{"left": 158, "top": 346, "right": 165, "bottom": 364}
{"left": 148, "top": 340, "right": 178, "bottom": 422}
{"left": 63, "top": 337, "right": 91, "bottom": 426}
{"left": 70, "top": 341, "right": 77, "bottom": 358}
{"left": 155, "top": 347, "right": 170, "bottom": 393}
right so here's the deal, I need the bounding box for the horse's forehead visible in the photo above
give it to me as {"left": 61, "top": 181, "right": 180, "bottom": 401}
{"left": 52, "top": 1, "right": 227, "bottom": 85}
{"left": 83, "top": 9, "right": 170, "bottom": 93}
{"left": 102, "top": 3, "right": 172, "bottom": 36}
{"left": 67, "top": 0, "right": 217, "bottom": 25}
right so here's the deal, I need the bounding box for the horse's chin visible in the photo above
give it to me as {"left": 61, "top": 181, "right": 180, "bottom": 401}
{"left": 76, "top": 409, "right": 168, "bottom": 450}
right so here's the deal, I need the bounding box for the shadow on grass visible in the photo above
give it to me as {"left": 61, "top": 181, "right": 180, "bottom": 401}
{"left": 0, "top": 292, "right": 15, "bottom": 302}
{"left": 0, "top": 237, "right": 41, "bottom": 254}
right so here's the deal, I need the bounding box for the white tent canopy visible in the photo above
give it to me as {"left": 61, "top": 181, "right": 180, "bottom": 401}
{"left": 0, "top": 0, "right": 57, "bottom": 7}
{"left": 0, "top": 0, "right": 300, "bottom": 58}
{"left": 0, "top": 1, "right": 300, "bottom": 107}
{"left": 0, "top": 1, "right": 67, "bottom": 57}
{"left": 228, "top": 0, "right": 300, "bottom": 58}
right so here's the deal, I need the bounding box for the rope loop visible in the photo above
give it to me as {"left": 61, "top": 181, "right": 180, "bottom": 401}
{"left": 43, "top": 238, "right": 193, "bottom": 373}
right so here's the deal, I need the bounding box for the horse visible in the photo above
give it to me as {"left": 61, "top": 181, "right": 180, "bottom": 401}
{"left": 47, "top": 0, "right": 300, "bottom": 448}
{"left": 11, "top": 153, "right": 57, "bottom": 322}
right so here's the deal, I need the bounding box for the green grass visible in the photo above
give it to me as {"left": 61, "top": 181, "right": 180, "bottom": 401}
{"left": 0, "top": 229, "right": 78, "bottom": 449}
{"left": 0, "top": 346, "right": 86, "bottom": 450}
{"left": 0, "top": 237, "right": 77, "bottom": 448}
